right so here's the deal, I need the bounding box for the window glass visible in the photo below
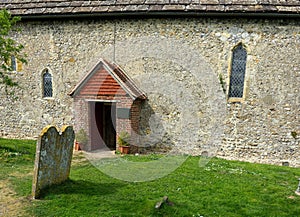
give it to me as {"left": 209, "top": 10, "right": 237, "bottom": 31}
{"left": 43, "top": 70, "right": 53, "bottom": 98}
{"left": 11, "top": 56, "right": 17, "bottom": 71}
{"left": 228, "top": 44, "right": 247, "bottom": 98}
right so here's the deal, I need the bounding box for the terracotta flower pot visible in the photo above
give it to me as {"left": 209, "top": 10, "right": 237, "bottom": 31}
{"left": 120, "top": 146, "right": 130, "bottom": 154}
{"left": 74, "top": 141, "right": 81, "bottom": 151}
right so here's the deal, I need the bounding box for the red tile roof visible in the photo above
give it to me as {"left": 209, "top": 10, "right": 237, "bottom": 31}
{"left": 1, "top": 0, "right": 299, "bottom": 18}
{"left": 69, "top": 58, "right": 147, "bottom": 100}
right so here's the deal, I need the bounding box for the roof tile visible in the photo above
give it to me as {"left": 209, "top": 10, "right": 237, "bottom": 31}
{"left": 278, "top": 5, "right": 299, "bottom": 12}
{"left": 0, "top": 0, "right": 299, "bottom": 17}
{"left": 170, "top": 0, "right": 190, "bottom": 3}
{"left": 123, "top": 5, "right": 138, "bottom": 11}
{"left": 231, "top": 0, "right": 257, "bottom": 5}
{"left": 200, "top": 0, "right": 219, "bottom": 4}
{"left": 108, "top": 5, "right": 124, "bottom": 12}
{"left": 136, "top": 5, "right": 150, "bottom": 11}
{"left": 254, "top": 5, "right": 266, "bottom": 12}
{"left": 145, "top": 0, "right": 169, "bottom": 4}
{"left": 57, "top": 2, "right": 71, "bottom": 7}
{"left": 70, "top": 1, "right": 84, "bottom": 7}
{"left": 8, "top": 8, "right": 26, "bottom": 14}
{"left": 72, "top": 6, "right": 93, "bottom": 13}
{"left": 45, "top": 7, "right": 65, "bottom": 14}
{"left": 186, "top": 4, "right": 207, "bottom": 11}
{"left": 61, "top": 7, "right": 74, "bottom": 13}
{"left": 162, "top": 4, "right": 186, "bottom": 10}
{"left": 206, "top": 5, "right": 225, "bottom": 11}
{"left": 149, "top": 4, "right": 164, "bottom": 10}
{"left": 98, "top": 0, "right": 117, "bottom": 6}
{"left": 130, "top": 0, "right": 146, "bottom": 3}
{"left": 25, "top": 7, "right": 46, "bottom": 14}
{"left": 116, "top": 0, "right": 132, "bottom": 5}
{"left": 91, "top": 6, "right": 109, "bottom": 12}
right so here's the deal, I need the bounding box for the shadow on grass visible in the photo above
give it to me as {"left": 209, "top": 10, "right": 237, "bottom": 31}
{"left": 39, "top": 178, "right": 125, "bottom": 199}
{"left": 0, "top": 145, "right": 32, "bottom": 155}
{"left": 0, "top": 146, "right": 18, "bottom": 152}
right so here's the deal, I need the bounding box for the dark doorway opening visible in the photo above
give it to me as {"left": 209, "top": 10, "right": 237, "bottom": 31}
{"left": 90, "top": 102, "right": 116, "bottom": 150}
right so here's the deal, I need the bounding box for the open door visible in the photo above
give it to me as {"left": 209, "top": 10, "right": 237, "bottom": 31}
{"left": 90, "top": 102, "right": 116, "bottom": 150}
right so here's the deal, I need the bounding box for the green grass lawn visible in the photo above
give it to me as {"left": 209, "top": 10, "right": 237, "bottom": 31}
{"left": 1, "top": 138, "right": 300, "bottom": 217}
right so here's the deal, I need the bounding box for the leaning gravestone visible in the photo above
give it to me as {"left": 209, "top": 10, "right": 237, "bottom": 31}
{"left": 32, "top": 125, "right": 75, "bottom": 199}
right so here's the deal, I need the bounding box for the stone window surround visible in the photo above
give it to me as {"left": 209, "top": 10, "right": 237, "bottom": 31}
{"left": 6, "top": 56, "right": 22, "bottom": 73}
{"left": 42, "top": 68, "right": 54, "bottom": 99}
{"left": 227, "top": 42, "right": 249, "bottom": 103}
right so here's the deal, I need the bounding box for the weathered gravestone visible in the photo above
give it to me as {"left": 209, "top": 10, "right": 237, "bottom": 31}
{"left": 32, "top": 125, "right": 75, "bottom": 199}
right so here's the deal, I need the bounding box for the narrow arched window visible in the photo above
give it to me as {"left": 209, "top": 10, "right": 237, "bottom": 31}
{"left": 11, "top": 56, "right": 17, "bottom": 71}
{"left": 43, "top": 69, "right": 53, "bottom": 98}
{"left": 228, "top": 44, "right": 247, "bottom": 99}
{"left": 8, "top": 56, "right": 23, "bottom": 72}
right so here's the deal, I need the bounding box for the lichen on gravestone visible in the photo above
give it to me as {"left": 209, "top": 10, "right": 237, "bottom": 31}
{"left": 32, "top": 125, "right": 75, "bottom": 199}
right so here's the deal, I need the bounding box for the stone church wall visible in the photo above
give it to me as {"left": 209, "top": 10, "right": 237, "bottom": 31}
{"left": 0, "top": 17, "right": 299, "bottom": 165}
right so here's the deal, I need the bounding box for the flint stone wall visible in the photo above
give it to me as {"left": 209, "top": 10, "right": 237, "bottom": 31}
{"left": 32, "top": 125, "right": 74, "bottom": 199}
{"left": 0, "top": 17, "right": 299, "bottom": 166}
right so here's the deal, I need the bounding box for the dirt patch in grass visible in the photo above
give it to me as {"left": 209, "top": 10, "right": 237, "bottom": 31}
{"left": 0, "top": 180, "right": 30, "bottom": 217}
{"left": 72, "top": 151, "right": 89, "bottom": 165}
